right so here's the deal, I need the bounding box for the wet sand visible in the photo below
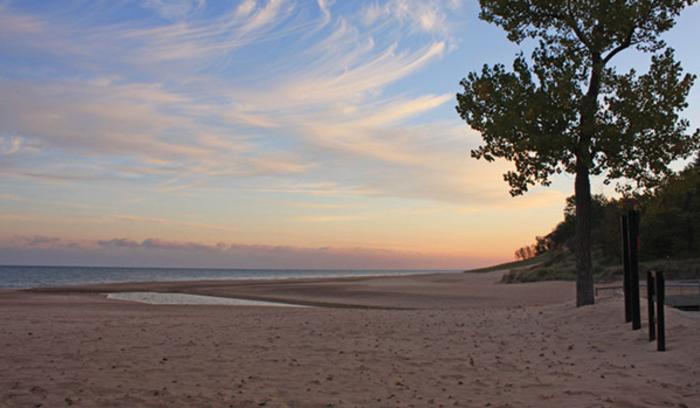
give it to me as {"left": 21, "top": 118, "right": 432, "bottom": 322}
{"left": 1, "top": 270, "right": 699, "bottom": 407}
{"left": 23, "top": 269, "right": 575, "bottom": 309}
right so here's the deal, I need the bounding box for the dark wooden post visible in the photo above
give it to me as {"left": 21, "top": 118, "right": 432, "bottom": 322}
{"left": 628, "top": 210, "right": 641, "bottom": 330}
{"left": 621, "top": 214, "right": 632, "bottom": 323}
{"left": 656, "top": 271, "right": 666, "bottom": 351}
{"left": 647, "top": 271, "right": 656, "bottom": 341}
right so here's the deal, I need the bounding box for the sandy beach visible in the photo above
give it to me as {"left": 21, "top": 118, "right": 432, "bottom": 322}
{"left": 1, "top": 270, "right": 699, "bottom": 407}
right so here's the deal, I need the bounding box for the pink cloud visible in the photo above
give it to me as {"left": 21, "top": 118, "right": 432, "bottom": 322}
{"left": 1, "top": 235, "right": 498, "bottom": 270}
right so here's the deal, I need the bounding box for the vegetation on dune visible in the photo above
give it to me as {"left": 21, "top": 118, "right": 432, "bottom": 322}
{"left": 463, "top": 253, "right": 551, "bottom": 274}
{"left": 502, "top": 249, "right": 621, "bottom": 283}
{"left": 506, "top": 156, "right": 700, "bottom": 283}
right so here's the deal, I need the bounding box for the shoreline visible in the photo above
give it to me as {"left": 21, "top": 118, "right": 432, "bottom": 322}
{"left": 18, "top": 269, "right": 574, "bottom": 310}
{"left": 0, "top": 265, "right": 460, "bottom": 292}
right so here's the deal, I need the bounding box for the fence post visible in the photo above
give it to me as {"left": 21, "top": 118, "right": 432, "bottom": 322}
{"left": 647, "top": 271, "right": 656, "bottom": 342}
{"left": 628, "top": 210, "right": 641, "bottom": 330}
{"left": 656, "top": 271, "right": 666, "bottom": 351}
{"left": 621, "top": 214, "right": 632, "bottom": 323}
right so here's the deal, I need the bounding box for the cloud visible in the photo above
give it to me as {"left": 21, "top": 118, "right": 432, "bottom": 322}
{"left": 10, "top": 235, "right": 76, "bottom": 249}
{"left": 353, "top": 94, "right": 453, "bottom": 127}
{"left": 290, "top": 215, "right": 369, "bottom": 223}
{"left": 268, "top": 41, "right": 446, "bottom": 108}
{"left": 0, "top": 135, "right": 25, "bottom": 155}
{"left": 0, "top": 79, "right": 310, "bottom": 183}
{"left": 109, "top": 214, "right": 244, "bottom": 233}
{"left": 361, "top": 0, "right": 456, "bottom": 38}
{"left": 98, "top": 238, "right": 142, "bottom": 249}
{"left": 245, "top": 182, "right": 377, "bottom": 198}
{"left": 0, "top": 1, "right": 517, "bottom": 209}
{"left": 141, "top": 0, "right": 206, "bottom": 20}
{"left": 238, "top": 0, "right": 287, "bottom": 35}
{"left": 0, "top": 193, "right": 21, "bottom": 201}
{"left": 316, "top": 0, "right": 332, "bottom": 26}
{"left": 236, "top": 0, "right": 257, "bottom": 18}
{"left": 144, "top": 238, "right": 211, "bottom": 251}
{"left": 120, "top": 0, "right": 296, "bottom": 63}
{"left": 1, "top": 235, "right": 494, "bottom": 269}
{"left": 223, "top": 107, "right": 279, "bottom": 128}
{"left": 0, "top": 6, "right": 43, "bottom": 34}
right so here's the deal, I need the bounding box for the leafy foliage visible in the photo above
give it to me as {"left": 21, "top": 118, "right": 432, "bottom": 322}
{"left": 641, "top": 155, "right": 700, "bottom": 258}
{"left": 457, "top": 1, "right": 699, "bottom": 195}
{"left": 457, "top": 0, "right": 699, "bottom": 305}
{"left": 600, "top": 49, "right": 699, "bottom": 191}
{"left": 519, "top": 156, "right": 700, "bottom": 264}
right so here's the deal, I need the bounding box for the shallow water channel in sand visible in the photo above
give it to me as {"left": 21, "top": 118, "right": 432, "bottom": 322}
{"left": 107, "top": 292, "right": 309, "bottom": 307}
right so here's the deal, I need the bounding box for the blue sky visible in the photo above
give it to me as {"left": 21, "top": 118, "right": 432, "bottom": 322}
{"left": 1, "top": 0, "right": 698, "bottom": 268}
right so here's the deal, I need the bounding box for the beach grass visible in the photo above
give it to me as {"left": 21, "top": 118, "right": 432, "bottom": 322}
{"left": 497, "top": 249, "right": 700, "bottom": 284}
{"left": 463, "top": 253, "right": 551, "bottom": 274}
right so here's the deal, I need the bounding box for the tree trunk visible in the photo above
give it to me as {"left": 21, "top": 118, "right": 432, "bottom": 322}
{"left": 575, "top": 155, "right": 595, "bottom": 306}
{"left": 574, "top": 53, "right": 602, "bottom": 307}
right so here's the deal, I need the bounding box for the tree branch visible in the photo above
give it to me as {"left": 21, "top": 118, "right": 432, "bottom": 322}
{"left": 564, "top": 0, "right": 593, "bottom": 51}
{"left": 522, "top": 0, "right": 590, "bottom": 48}
{"left": 602, "top": 32, "right": 634, "bottom": 65}
{"left": 603, "top": 0, "right": 663, "bottom": 65}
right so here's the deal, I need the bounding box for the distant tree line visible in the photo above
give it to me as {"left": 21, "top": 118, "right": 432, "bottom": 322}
{"left": 515, "top": 154, "right": 700, "bottom": 263}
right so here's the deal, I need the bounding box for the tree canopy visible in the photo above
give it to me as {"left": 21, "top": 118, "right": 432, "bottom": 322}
{"left": 457, "top": 0, "right": 699, "bottom": 306}
{"left": 458, "top": 1, "right": 699, "bottom": 195}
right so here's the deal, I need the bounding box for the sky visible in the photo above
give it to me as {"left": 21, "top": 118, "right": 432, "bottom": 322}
{"left": 1, "top": 0, "right": 699, "bottom": 269}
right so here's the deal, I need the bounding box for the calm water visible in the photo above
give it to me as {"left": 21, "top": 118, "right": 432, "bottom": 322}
{"left": 0, "top": 265, "right": 454, "bottom": 289}
{"left": 106, "top": 292, "right": 310, "bottom": 307}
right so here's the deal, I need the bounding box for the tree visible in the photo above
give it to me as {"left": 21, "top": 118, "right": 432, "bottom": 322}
{"left": 456, "top": 1, "right": 700, "bottom": 306}
{"left": 641, "top": 156, "right": 700, "bottom": 259}
{"left": 514, "top": 244, "right": 536, "bottom": 260}
{"left": 534, "top": 194, "right": 614, "bottom": 255}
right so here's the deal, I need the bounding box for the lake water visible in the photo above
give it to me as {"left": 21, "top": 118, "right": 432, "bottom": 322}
{"left": 106, "top": 292, "right": 310, "bottom": 307}
{"left": 0, "top": 265, "right": 454, "bottom": 289}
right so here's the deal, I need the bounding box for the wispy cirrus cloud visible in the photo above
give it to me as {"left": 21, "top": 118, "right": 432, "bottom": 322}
{"left": 0, "top": 0, "right": 484, "bottom": 206}
{"left": 0, "top": 135, "right": 37, "bottom": 155}
{"left": 290, "top": 214, "right": 370, "bottom": 223}
{"left": 0, "top": 77, "right": 310, "bottom": 184}
{"left": 0, "top": 0, "right": 535, "bottom": 217}
{"left": 121, "top": 0, "right": 297, "bottom": 63}
{"left": 141, "top": 0, "right": 206, "bottom": 20}
{"left": 267, "top": 41, "right": 447, "bottom": 108}
{"left": 0, "top": 5, "right": 43, "bottom": 34}
{"left": 362, "top": 0, "right": 460, "bottom": 38}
